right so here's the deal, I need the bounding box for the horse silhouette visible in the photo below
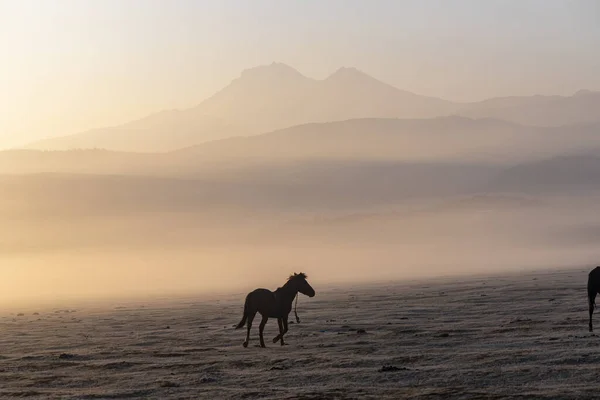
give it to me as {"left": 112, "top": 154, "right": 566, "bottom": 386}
{"left": 235, "top": 272, "right": 315, "bottom": 348}
{"left": 588, "top": 266, "right": 600, "bottom": 332}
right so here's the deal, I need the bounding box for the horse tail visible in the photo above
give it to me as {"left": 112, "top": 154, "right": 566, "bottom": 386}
{"left": 235, "top": 295, "right": 249, "bottom": 329}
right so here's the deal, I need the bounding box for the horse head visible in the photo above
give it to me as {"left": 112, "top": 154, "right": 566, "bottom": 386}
{"left": 289, "top": 272, "right": 315, "bottom": 297}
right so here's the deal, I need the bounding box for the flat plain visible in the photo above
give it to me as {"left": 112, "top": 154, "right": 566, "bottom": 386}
{"left": 0, "top": 267, "right": 597, "bottom": 399}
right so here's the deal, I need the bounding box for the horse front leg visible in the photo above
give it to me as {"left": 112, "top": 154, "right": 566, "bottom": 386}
{"left": 280, "top": 316, "right": 289, "bottom": 346}
{"left": 273, "top": 318, "right": 284, "bottom": 344}
{"left": 589, "top": 292, "right": 596, "bottom": 332}
{"left": 259, "top": 315, "right": 268, "bottom": 348}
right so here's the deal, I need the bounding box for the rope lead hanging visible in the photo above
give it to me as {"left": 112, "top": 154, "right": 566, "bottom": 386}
{"left": 294, "top": 293, "right": 300, "bottom": 323}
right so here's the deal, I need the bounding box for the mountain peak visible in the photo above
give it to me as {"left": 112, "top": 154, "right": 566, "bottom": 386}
{"left": 326, "top": 66, "right": 374, "bottom": 82}
{"left": 239, "top": 62, "right": 307, "bottom": 81}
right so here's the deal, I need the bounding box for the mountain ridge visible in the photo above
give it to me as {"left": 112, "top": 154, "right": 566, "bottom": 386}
{"left": 24, "top": 62, "right": 600, "bottom": 152}
{"left": 8, "top": 117, "right": 600, "bottom": 178}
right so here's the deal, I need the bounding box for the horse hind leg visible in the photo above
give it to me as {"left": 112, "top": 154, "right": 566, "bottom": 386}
{"left": 243, "top": 311, "right": 256, "bottom": 348}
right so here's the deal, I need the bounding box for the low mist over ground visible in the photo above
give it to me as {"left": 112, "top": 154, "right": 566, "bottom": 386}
{"left": 2, "top": 145, "right": 600, "bottom": 305}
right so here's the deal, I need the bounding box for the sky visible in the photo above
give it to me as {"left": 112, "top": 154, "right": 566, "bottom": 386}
{"left": 1, "top": 0, "right": 599, "bottom": 149}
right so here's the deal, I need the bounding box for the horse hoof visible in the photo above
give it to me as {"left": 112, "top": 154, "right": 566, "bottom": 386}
{"left": 243, "top": 342, "right": 248, "bottom": 348}
{"left": 272, "top": 337, "right": 279, "bottom": 343}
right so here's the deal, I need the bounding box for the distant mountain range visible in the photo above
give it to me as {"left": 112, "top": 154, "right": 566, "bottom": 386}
{"left": 460, "top": 89, "right": 600, "bottom": 127}
{"left": 3, "top": 116, "right": 600, "bottom": 218}
{"left": 175, "top": 117, "right": 600, "bottom": 166}
{"left": 7, "top": 117, "right": 600, "bottom": 176}
{"left": 25, "top": 63, "right": 600, "bottom": 152}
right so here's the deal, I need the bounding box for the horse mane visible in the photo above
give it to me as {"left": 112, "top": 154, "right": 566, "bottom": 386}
{"left": 288, "top": 272, "right": 307, "bottom": 281}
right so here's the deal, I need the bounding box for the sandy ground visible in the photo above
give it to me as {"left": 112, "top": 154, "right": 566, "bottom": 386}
{"left": 0, "top": 267, "right": 597, "bottom": 399}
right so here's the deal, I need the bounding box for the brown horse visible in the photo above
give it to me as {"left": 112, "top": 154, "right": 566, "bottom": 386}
{"left": 235, "top": 272, "right": 315, "bottom": 348}
{"left": 588, "top": 266, "right": 600, "bottom": 332}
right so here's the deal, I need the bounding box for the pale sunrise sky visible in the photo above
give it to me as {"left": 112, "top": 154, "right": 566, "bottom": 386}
{"left": 1, "top": 0, "right": 599, "bottom": 149}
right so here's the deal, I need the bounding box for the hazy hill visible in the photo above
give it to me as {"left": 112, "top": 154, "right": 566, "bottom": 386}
{"left": 175, "top": 116, "right": 521, "bottom": 165}
{"left": 3, "top": 151, "right": 600, "bottom": 220}
{"left": 491, "top": 154, "right": 600, "bottom": 193}
{"left": 7, "top": 118, "right": 600, "bottom": 177}
{"left": 459, "top": 90, "right": 600, "bottom": 127}
{"left": 28, "top": 112, "right": 242, "bottom": 153}
{"left": 177, "top": 117, "right": 600, "bottom": 166}
{"left": 0, "top": 150, "right": 163, "bottom": 175}
{"left": 0, "top": 161, "right": 498, "bottom": 217}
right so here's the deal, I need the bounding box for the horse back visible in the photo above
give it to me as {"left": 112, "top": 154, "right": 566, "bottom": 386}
{"left": 246, "top": 288, "right": 288, "bottom": 317}
{"left": 249, "top": 288, "right": 274, "bottom": 297}
{"left": 246, "top": 288, "right": 275, "bottom": 310}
